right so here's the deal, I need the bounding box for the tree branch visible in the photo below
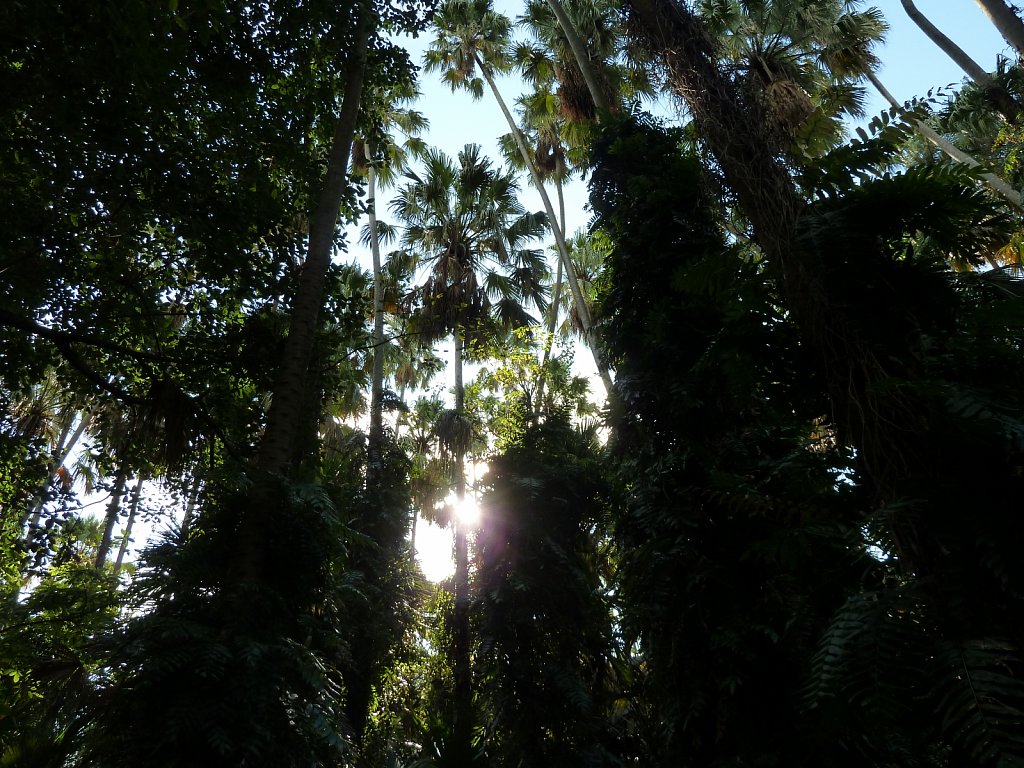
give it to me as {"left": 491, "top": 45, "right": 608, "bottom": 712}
{"left": 0, "top": 308, "right": 174, "bottom": 364}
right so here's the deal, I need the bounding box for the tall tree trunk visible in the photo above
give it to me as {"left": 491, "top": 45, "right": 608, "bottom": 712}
{"left": 867, "top": 70, "right": 1023, "bottom": 209}
{"left": 22, "top": 410, "right": 91, "bottom": 532}
{"left": 535, "top": 177, "right": 567, "bottom": 417}
{"left": 475, "top": 52, "right": 615, "bottom": 395}
{"left": 975, "top": 0, "right": 1024, "bottom": 58}
{"left": 94, "top": 466, "right": 129, "bottom": 569}
{"left": 625, "top": 0, "right": 1024, "bottom": 641}
{"left": 543, "top": 0, "right": 611, "bottom": 113}
{"left": 451, "top": 330, "right": 472, "bottom": 762}
{"left": 622, "top": 0, "right": 897, "bottom": 542}
{"left": 257, "top": 6, "right": 375, "bottom": 476}
{"left": 178, "top": 475, "right": 201, "bottom": 542}
{"left": 233, "top": 4, "right": 374, "bottom": 587}
{"left": 409, "top": 507, "right": 418, "bottom": 564}
{"left": 624, "top": 0, "right": 801, "bottom": 290}
{"left": 901, "top": 0, "right": 1022, "bottom": 121}
{"left": 366, "top": 141, "right": 387, "bottom": 485}
{"left": 114, "top": 475, "right": 144, "bottom": 574}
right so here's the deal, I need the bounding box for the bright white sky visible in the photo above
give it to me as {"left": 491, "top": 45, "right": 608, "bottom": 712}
{"left": 91, "top": 0, "right": 1013, "bottom": 580}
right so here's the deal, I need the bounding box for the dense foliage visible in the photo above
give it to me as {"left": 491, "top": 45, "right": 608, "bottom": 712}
{"left": 4, "top": 0, "right": 1024, "bottom": 766}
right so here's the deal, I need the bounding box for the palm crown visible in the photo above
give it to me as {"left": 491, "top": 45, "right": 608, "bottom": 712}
{"left": 391, "top": 143, "right": 549, "bottom": 344}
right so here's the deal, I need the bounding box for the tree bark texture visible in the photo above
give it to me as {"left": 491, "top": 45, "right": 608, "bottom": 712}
{"left": 535, "top": 178, "right": 567, "bottom": 416}
{"left": 366, "top": 142, "right": 387, "bottom": 485}
{"left": 94, "top": 466, "right": 129, "bottom": 569}
{"left": 234, "top": 4, "right": 375, "bottom": 589}
{"left": 114, "top": 475, "right": 144, "bottom": 574}
{"left": 451, "top": 331, "right": 473, "bottom": 762}
{"left": 23, "top": 410, "right": 91, "bottom": 532}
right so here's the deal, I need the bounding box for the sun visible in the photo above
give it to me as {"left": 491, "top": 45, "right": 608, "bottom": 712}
{"left": 446, "top": 491, "right": 481, "bottom": 528}
{"left": 414, "top": 494, "right": 484, "bottom": 583}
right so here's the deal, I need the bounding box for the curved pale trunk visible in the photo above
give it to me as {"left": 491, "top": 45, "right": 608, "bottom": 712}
{"left": 543, "top": 0, "right": 611, "bottom": 113}
{"left": 975, "top": 0, "right": 1024, "bottom": 58}
{"left": 366, "top": 142, "right": 387, "bottom": 483}
{"left": 23, "top": 410, "right": 92, "bottom": 532}
{"left": 451, "top": 330, "right": 472, "bottom": 759}
{"left": 868, "top": 71, "right": 1023, "bottom": 210}
{"left": 114, "top": 475, "right": 145, "bottom": 574}
{"left": 257, "top": 6, "right": 374, "bottom": 476}
{"left": 535, "top": 178, "right": 567, "bottom": 417}
{"left": 178, "top": 476, "right": 201, "bottom": 542}
{"left": 95, "top": 465, "right": 129, "bottom": 569}
{"left": 900, "top": 0, "right": 1022, "bottom": 121}
{"left": 475, "top": 53, "right": 615, "bottom": 395}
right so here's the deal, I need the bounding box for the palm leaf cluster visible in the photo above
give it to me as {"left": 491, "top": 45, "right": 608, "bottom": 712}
{"left": 392, "top": 143, "right": 549, "bottom": 344}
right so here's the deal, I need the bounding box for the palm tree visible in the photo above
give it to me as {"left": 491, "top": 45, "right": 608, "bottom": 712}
{"left": 900, "top": 0, "right": 1022, "bottom": 121}
{"left": 696, "top": 0, "right": 886, "bottom": 154}
{"left": 539, "top": 0, "right": 612, "bottom": 113}
{"left": 518, "top": 0, "right": 625, "bottom": 121}
{"left": 496, "top": 90, "right": 574, "bottom": 407}
{"left": 391, "top": 142, "right": 547, "bottom": 762}
{"left": 975, "top": 0, "right": 1024, "bottom": 57}
{"left": 424, "top": 0, "right": 614, "bottom": 393}
{"left": 357, "top": 82, "right": 429, "bottom": 482}
{"left": 866, "top": 70, "right": 1023, "bottom": 210}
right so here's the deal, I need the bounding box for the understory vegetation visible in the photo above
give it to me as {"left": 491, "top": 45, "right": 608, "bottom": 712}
{"left": 3, "top": 0, "right": 1024, "bottom": 765}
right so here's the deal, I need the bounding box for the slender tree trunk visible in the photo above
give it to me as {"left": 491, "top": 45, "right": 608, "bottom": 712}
{"left": 179, "top": 475, "right": 201, "bottom": 542}
{"left": 22, "top": 410, "right": 91, "bottom": 532}
{"left": 535, "top": 177, "right": 567, "bottom": 417}
{"left": 975, "top": 0, "right": 1024, "bottom": 58}
{"left": 114, "top": 475, "right": 144, "bottom": 574}
{"left": 409, "top": 507, "right": 418, "bottom": 564}
{"left": 233, "top": 5, "right": 374, "bottom": 587}
{"left": 543, "top": 0, "right": 611, "bottom": 113}
{"left": 94, "top": 466, "right": 129, "bottom": 569}
{"left": 257, "top": 6, "right": 375, "bottom": 476}
{"left": 451, "top": 330, "right": 472, "bottom": 762}
{"left": 867, "top": 70, "right": 1023, "bottom": 210}
{"left": 901, "top": 0, "right": 1022, "bottom": 120}
{"left": 367, "top": 142, "right": 387, "bottom": 484}
{"left": 475, "top": 53, "right": 615, "bottom": 395}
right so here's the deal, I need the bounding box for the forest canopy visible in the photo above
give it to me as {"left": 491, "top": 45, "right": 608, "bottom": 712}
{"left": 3, "top": 0, "right": 1024, "bottom": 766}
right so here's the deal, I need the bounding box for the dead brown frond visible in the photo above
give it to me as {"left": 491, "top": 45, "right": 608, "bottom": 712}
{"left": 557, "top": 62, "right": 595, "bottom": 122}
{"left": 764, "top": 78, "right": 815, "bottom": 138}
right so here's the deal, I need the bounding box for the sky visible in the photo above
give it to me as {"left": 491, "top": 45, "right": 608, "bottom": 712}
{"left": 363, "top": 0, "right": 1016, "bottom": 580}
{"left": 96, "top": 0, "right": 1016, "bottom": 580}
{"left": 369, "top": 0, "right": 1011, "bottom": 236}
